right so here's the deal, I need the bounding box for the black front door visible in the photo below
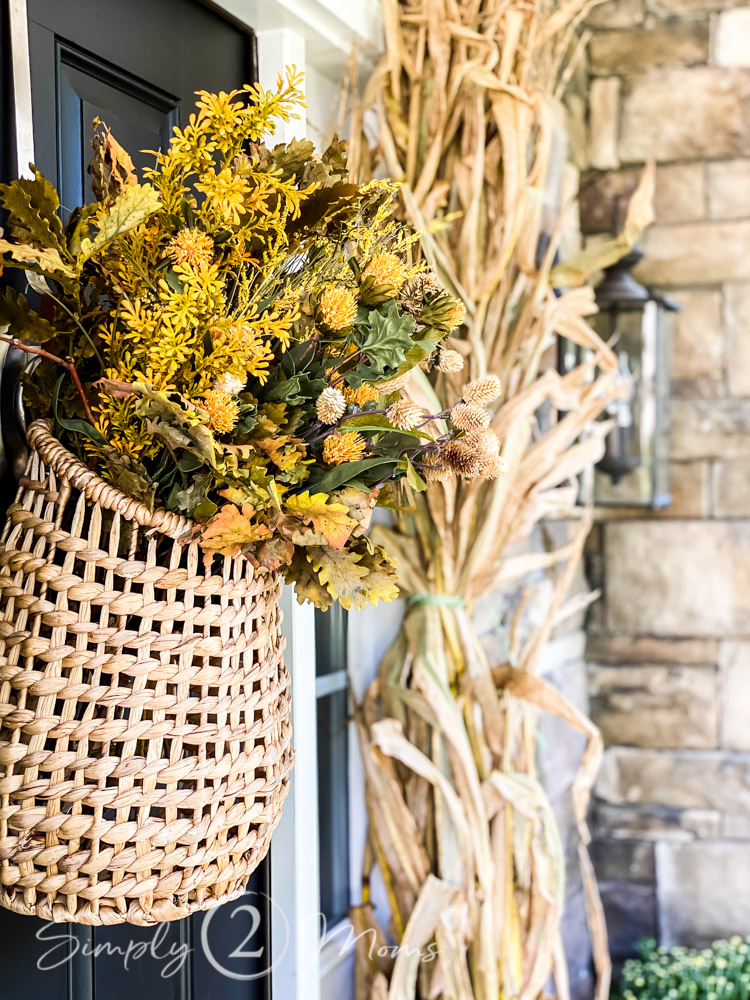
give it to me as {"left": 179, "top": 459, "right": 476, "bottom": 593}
{"left": 0, "top": 3, "right": 272, "bottom": 997}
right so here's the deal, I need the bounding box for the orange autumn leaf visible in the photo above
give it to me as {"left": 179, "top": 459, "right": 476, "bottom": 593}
{"left": 200, "top": 503, "right": 272, "bottom": 557}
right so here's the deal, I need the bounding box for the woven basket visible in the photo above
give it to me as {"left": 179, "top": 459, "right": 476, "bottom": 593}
{"left": 0, "top": 420, "right": 292, "bottom": 925}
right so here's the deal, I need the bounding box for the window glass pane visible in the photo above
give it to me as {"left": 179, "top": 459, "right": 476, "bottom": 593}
{"left": 315, "top": 602, "right": 347, "bottom": 676}
{"left": 317, "top": 688, "right": 350, "bottom": 926}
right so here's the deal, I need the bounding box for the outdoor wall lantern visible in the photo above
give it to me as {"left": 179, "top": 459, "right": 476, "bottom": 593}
{"left": 560, "top": 247, "right": 678, "bottom": 508}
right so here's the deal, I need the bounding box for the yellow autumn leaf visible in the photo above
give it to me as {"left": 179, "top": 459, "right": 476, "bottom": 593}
{"left": 309, "top": 540, "right": 399, "bottom": 611}
{"left": 282, "top": 490, "right": 357, "bottom": 550}
{"left": 200, "top": 503, "right": 272, "bottom": 557}
{"left": 287, "top": 549, "right": 334, "bottom": 610}
{"left": 336, "top": 486, "right": 378, "bottom": 538}
{"left": 309, "top": 546, "right": 369, "bottom": 610}
{"left": 78, "top": 182, "right": 161, "bottom": 260}
{"left": 0, "top": 238, "right": 79, "bottom": 283}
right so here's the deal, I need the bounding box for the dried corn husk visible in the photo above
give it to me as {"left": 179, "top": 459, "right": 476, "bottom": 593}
{"left": 346, "top": 1, "right": 651, "bottom": 997}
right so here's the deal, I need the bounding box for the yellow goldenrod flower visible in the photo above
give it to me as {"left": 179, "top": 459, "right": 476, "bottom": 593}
{"left": 362, "top": 252, "right": 408, "bottom": 291}
{"left": 196, "top": 167, "right": 248, "bottom": 224}
{"left": 200, "top": 389, "right": 240, "bottom": 434}
{"left": 319, "top": 285, "right": 357, "bottom": 330}
{"left": 166, "top": 228, "right": 214, "bottom": 271}
{"left": 322, "top": 432, "right": 367, "bottom": 465}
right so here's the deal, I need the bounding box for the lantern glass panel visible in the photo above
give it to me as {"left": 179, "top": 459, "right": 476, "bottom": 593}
{"left": 587, "top": 298, "right": 672, "bottom": 507}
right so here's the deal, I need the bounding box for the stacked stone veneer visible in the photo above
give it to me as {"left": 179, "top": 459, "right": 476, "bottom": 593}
{"left": 581, "top": 0, "right": 750, "bottom": 964}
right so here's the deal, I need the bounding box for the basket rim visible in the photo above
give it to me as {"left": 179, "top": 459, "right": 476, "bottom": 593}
{"left": 26, "top": 418, "right": 196, "bottom": 540}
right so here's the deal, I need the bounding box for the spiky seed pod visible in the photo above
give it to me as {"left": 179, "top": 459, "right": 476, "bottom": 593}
{"left": 318, "top": 285, "right": 357, "bottom": 331}
{"left": 378, "top": 370, "right": 412, "bottom": 393}
{"left": 362, "top": 252, "right": 409, "bottom": 291}
{"left": 480, "top": 453, "right": 507, "bottom": 479}
{"left": 200, "top": 389, "right": 239, "bottom": 435}
{"left": 421, "top": 451, "right": 455, "bottom": 483}
{"left": 213, "top": 372, "right": 246, "bottom": 395}
{"left": 464, "top": 428, "right": 501, "bottom": 459}
{"left": 166, "top": 228, "right": 214, "bottom": 271}
{"left": 322, "top": 432, "right": 367, "bottom": 465}
{"left": 343, "top": 384, "right": 381, "bottom": 406}
{"left": 450, "top": 403, "right": 491, "bottom": 432}
{"left": 462, "top": 374, "right": 502, "bottom": 406}
{"left": 316, "top": 386, "right": 347, "bottom": 424}
{"left": 443, "top": 440, "right": 483, "bottom": 477}
{"left": 387, "top": 399, "right": 425, "bottom": 431}
{"left": 436, "top": 348, "right": 464, "bottom": 373}
{"left": 401, "top": 272, "right": 440, "bottom": 317}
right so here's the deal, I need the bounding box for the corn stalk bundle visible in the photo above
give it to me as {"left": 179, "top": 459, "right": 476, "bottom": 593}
{"left": 346, "top": 2, "right": 654, "bottom": 998}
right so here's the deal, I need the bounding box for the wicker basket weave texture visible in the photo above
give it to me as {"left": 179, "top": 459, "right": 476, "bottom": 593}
{"left": 0, "top": 421, "right": 293, "bottom": 925}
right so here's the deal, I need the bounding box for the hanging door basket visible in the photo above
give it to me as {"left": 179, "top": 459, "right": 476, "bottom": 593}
{"left": 0, "top": 420, "right": 292, "bottom": 925}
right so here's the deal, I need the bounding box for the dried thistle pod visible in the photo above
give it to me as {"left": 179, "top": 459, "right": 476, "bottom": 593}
{"left": 213, "top": 372, "right": 247, "bottom": 395}
{"left": 443, "top": 439, "right": 483, "bottom": 477}
{"left": 421, "top": 450, "right": 455, "bottom": 482}
{"left": 464, "top": 428, "right": 501, "bottom": 458}
{"left": 387, "top": 399, "right": 425, "bottom": 431}
{"left": 462, "top": 374, "right": 502, "bottom": 406}
{"left": 436, "top": 348, "right": 464, "bottom": 373}
{"left": 378, "top": 370, "right": 412, "bottom": 393}
{"left": 451, "top": 403, "right": 490, "bottom": 432}
{"left": 481, "top": 452, "right": 507, "bottom": 479}
{"left": 401, "top": 272, "right": 440, "bottom": 317}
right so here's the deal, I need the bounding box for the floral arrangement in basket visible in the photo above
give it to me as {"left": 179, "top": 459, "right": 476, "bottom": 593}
{"left": 0, "top": 69, "right": 503, "bottom": 611}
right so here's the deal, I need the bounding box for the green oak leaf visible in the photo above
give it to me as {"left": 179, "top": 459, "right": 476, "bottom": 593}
{"left": 0, "top": 168, "right": 66, "bottom": 250}
{"left": 351, "top": 301, "right": 415, "bottom": 375}
{"left": 0, "top": 287, "right": 57, "bottom": 343}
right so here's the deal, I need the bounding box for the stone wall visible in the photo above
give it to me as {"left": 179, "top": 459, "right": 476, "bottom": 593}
{"left": 582, "top": 0, "right": 750, "bottom": 965}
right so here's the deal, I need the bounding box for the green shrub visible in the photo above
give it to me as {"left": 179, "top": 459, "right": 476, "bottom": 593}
{"left": 615, "top": 938, "right": 750, "bottom": 1000}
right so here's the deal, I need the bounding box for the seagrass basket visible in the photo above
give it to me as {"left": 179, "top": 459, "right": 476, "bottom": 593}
{"left": 0, "top": 420, "right": 292, "bottom": 925}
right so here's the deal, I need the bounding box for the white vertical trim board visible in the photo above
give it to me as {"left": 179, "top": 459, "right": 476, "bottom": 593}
{"left": 273, "top": 586, "right": 320, "bottom": 1000}
{"left": 8, "top": 0, "right": 35, "bottom": 176}
{"left": 256, "top": 26, "right": 307, "bottom": 137}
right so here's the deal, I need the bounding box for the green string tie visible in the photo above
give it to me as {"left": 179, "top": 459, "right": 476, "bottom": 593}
{"left": 406, "top": 594, "right": 466, "bottom": 608}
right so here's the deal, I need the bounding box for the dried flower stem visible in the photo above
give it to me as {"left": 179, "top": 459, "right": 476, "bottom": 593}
{"left": 0, "top": 336, "right": 97, "bottom": 426}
